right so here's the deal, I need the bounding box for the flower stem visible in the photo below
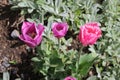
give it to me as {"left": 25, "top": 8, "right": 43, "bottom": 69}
{"left": 77, "top": 46, "right": 83, "bottom": 79}
{"left": 58, "top": 38, "right": 61, "bottom": 53}
{"left": 78, "top": 47, "right": 83, "bottom": 65}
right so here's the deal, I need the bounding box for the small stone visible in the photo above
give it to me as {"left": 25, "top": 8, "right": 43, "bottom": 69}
{"left": 11, "top": 30, "right": 20, "bottom": 38}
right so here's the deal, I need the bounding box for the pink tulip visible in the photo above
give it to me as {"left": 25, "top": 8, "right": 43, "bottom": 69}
{"left": 78, "top": 22, "right": 102, "bottom": 46}
{"left": 64, "top": 76, "right": 76, "bottom": 80}
{"left": 52, "top": 22, "right": 68, "bottom": 38}
{"left": 19, "top": 21, "right": 44, "bottom": 48}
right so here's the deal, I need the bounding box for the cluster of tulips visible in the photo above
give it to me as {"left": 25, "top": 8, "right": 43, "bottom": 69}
{"left": 19, "top": 21, "right": 101, "bottom": 47}
{"left": 19, "top": 21, "right": 102, "bottom": 80}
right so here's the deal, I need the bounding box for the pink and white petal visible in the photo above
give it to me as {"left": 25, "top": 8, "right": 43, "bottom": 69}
{"left": 52, "top": 22, "right": 58, "bottom": 29}
{"left": 27, "top": 23, "right": 36, "bottom": 33}
{"left": 22, "top": 33, "right": 33, "bottom": 41}
{"left": 53, "top": 29, "right": 64, "bottom": 37}
{"left": 19, "top": 35, "right": 25, "bottom": 41}
{"left": 22, "top": 21, "right": 34, "bottom": 30}
{"left": 63, "top": 24, "right": 68, "bottom": 33}
{"left": 79, "top": 26, "right": 85, "bottom": 43}
{"left": 33, "top": 24, "right": 44, "bottom": 40}
{"left": 19, "top": 35, "right": 36, "bottom": 47}
{"left": 37, "top": 24, "right": 45, "bottom": 34}
{"left": 24, "top": 40, "right": 36, "bottom": 47}
{"left": 34, "top": 35, "right": 42, "bottom": 45}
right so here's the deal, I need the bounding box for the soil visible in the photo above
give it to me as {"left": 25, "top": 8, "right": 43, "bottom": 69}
{"left": 0, "top": 1, "right": 43, "bottom": 80}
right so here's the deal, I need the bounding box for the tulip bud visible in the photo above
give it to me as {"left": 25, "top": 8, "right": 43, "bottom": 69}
{"left": 52, "top": 22, "right": 68, "bottom": 38}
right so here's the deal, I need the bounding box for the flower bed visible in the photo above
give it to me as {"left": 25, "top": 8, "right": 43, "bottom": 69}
{"left": 0, "top": 0, "right": 120, "bottom": 80}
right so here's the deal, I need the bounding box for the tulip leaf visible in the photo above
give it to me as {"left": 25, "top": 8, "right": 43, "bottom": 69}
{"left": 42, "top": 5, "right": 55, "bottom": 14}
{"left": 87, "top": 76, "right": 97, "bottom": 80}
{"left": 27, "top": 8, "right": 34, "bottom": 13}
{"left": 78, "top": 53, "right": 98, "bottom": 76}
{"left": 18, "top": 1, "right": 28, "bottom": 7}
{"left": 50, "top": 57, "right": 63, "bottom": 67}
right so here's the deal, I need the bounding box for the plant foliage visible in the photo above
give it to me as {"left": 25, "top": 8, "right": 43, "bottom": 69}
{"left": 10, "top": 0, "right": 120, "bottom": 80}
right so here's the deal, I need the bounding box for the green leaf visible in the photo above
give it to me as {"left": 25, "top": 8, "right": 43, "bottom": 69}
{"left": 18, "top": 1, "right": 28, "bottom": 7}
{"left": 27, "top": 1, "right": 36, "bottom": 9}
{"left": 66, "top": 61, "right": 72, "bottom": 64}
{"left": 50, "top": 57, "right": 63, "bottom": 67}
{"left": 36, "top": 0, "right": 45, "bottom": 5}
{"left": 9, "top": 60, "right": 17, "bottom": 64}
{"left": 78, "top": 53, "right": 98, "bottom": 76}
{"left": 26, "top": 18, "right": 35, "bottom": 22}
{"left": 11, "top": 6, "right": 19, "bottom": 10}
{"left": 31, "top": 57, "right": 40, "bottom": 62}
{"left": 87, "top": 76, "right": 98, "bottom": 80}
{"left": 42, "top": 5, "right": 55, "bottom": 14}
{"left": 27, "top": 8, "right": 34, "bottom": 13}
{"left": 59, "top": 12, "right": 69, "bottom": 18}
{"left": 55, "top": 0, "right": 62, "bottom": 14}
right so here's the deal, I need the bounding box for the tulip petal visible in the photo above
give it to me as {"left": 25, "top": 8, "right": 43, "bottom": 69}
{"left": 78, "top": 22, "right": 102, "bottom": 46}
{"left": 52, "top": 22, "right": 68, "bottom": 38}
{"left": 19, "top": 21, "right": 44, "bottom": 48}
{"left": 22, "top": 21, "right": 34, "bottom": 33}
{"left": 64, "top": 76, "right": 76, "bottom": 80}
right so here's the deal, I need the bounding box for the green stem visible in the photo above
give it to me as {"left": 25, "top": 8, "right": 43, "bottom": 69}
{"left": 58, "top": 38, "right": 60, "bottom": 50}
{"left": 78, "top": 47, "right": 83, "bottom": 66}
{"left": 3, "top": 71, "right": 10, "bottom": 80}
{"left": 77, "top": 46, "right": 83, "bottom": 79}
{"left": 41, "top": 10, "right": 44, "bottom": 24}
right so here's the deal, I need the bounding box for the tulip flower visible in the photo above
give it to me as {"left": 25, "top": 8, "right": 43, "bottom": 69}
{"left": 52, "top": 22, "right": 68, "bottom": 38}
{"left": 78, "top": 22, "right": 102, "bottom": 46}
{"left": 19, "top": 21, "right": 44, "bottom": 48}
{"left": 64, "top": 76, "right": 76, "bottom": 80}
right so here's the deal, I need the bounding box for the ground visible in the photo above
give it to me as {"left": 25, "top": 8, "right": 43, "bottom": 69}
{"left": 0, "top": 1, "right": 42, "bottom": 80}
